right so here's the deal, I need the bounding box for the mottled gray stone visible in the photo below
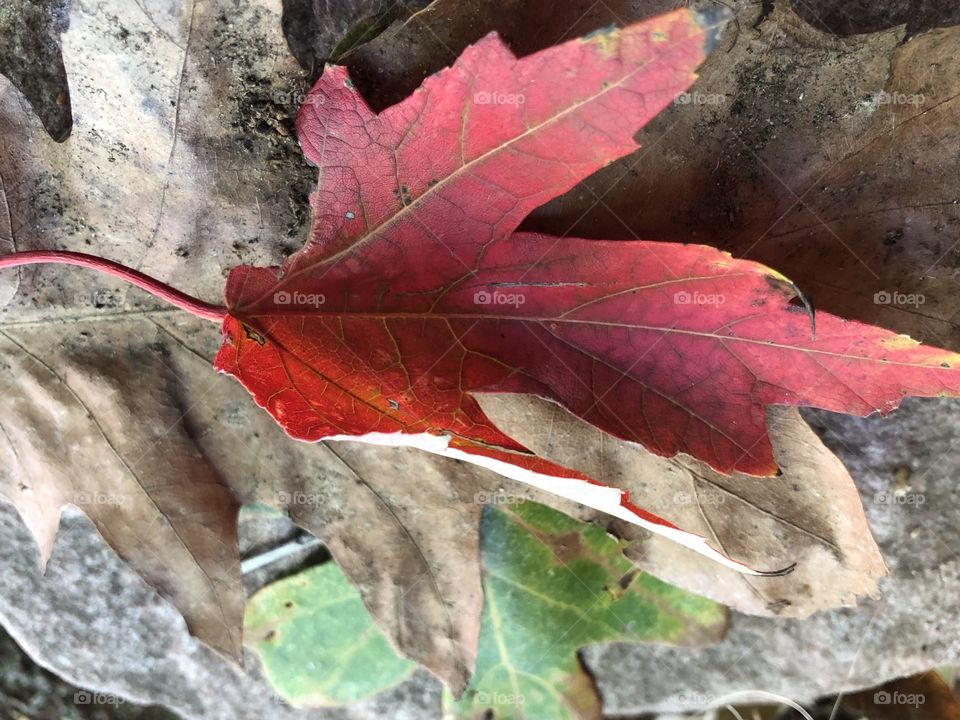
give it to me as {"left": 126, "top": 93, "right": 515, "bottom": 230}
{"left": 0, "top": 502, "right": 440, "bottom": 720}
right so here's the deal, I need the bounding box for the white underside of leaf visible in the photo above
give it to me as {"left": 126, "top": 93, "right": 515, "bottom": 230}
{"left": 325, "top": 431, "right": 765, "bottom": 576}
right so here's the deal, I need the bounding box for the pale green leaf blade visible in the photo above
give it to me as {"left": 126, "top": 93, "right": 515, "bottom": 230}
{"left": 445, "top": 502, "right": 727, "bottom": 719}
{"left": 244, "top": 562, "right": 416, "bottom": 706}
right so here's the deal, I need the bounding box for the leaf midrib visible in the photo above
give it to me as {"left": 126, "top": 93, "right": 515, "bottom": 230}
{"left": 247, "top": 311, "right": 955, "bottom": 370}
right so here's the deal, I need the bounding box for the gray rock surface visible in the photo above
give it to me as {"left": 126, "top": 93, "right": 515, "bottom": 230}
{"left": 0, "top": 502, "right": 440, "bottom": 720}
{"left": 0, "top": 624, "right": 180, "bottom": 719}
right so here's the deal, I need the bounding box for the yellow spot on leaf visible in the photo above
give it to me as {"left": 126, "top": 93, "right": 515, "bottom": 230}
{"left": 579, "top": 28, "right": 621, "bottom": 60}
{"left": 882, "top": 334, "right": 921, "bottom": 350}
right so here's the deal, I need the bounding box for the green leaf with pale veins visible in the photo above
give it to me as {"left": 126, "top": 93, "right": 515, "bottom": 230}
{"left": 246, "top": 501, "right": 724, "bottom": 712}
{"left": 244, "top": 562, "right": 416, "bottom": 706}
{"left": 444, "top": 502, "right": 728, "bottom": 720}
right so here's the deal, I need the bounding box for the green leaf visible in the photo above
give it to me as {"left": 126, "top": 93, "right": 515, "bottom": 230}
{"left": 444, "top": 502, "right": 727, "bottom": 719}
{"left": 245, "top": 501, "right": 725, "bottom": 712}
{"left": 244, "top": 562, "right": 416, "bottom": 706}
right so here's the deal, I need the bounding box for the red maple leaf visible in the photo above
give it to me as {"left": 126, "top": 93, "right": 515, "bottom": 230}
{"left": 5, "top": 8, "right": 960, "bottom": 574}
{"left": 211, "top": 9, "right": 960, "bottom": 571}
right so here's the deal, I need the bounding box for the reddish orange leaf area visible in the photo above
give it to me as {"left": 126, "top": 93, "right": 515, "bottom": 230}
{"left": 213, "top": 8, "right": 960, "bottom": 567}
{"left": 218, "top": 9, "right": 715, "bottom": 449}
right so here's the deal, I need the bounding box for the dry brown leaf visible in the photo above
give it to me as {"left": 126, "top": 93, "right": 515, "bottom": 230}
{"left": 0, "top": 327, "right": 242, "bottom": 657}
{"left": 478, "top": 394, "right": 887, "bottom": 617}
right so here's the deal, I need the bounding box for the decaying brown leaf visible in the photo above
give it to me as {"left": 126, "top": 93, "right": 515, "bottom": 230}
{"left": 0, "top": 327, "right": 242, "bottom": 657}
{"left": 478, "top": 394, "right": 886, "bottom": 617}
